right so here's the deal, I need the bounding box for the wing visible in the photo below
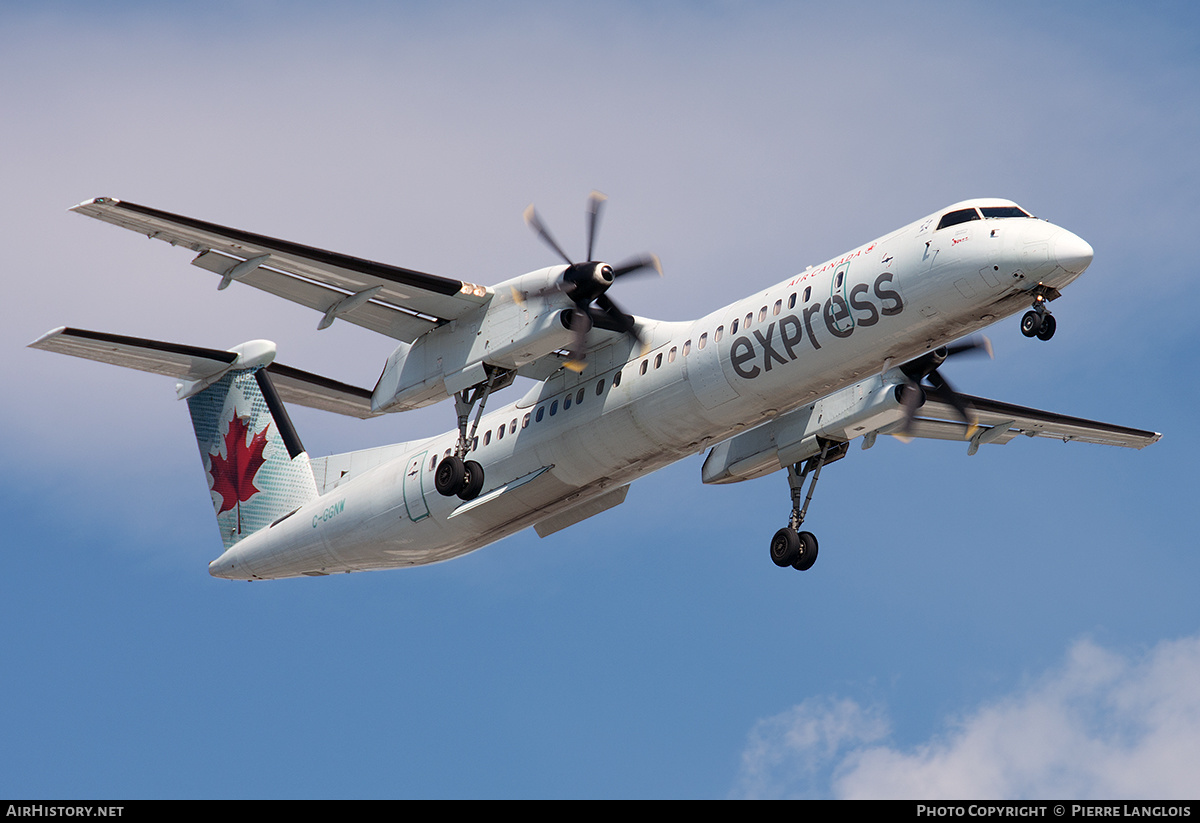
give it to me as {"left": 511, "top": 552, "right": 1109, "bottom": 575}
{"left": 70, "top": 198, "right": 492, "bottom": 342}
{"left": 29, "top": 327, "right": 380, "bottom": 419}
{"left": 884, "top": 387, "right": 1161, "bottom": 452}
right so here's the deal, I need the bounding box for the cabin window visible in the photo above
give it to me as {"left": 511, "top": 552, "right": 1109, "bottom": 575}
{"left": 563, "top": 394, "right": 572, "bottom": 410}
{"left": 788, "top": 293, "right": 796, "bottom": 309}
{"left": 497, "top": 425, "right": 504, "bottom": 441}
{"left": 731, "top": 319, "right": 739, "bottom": 335}
{"left": 596, "top": 378, "right": 605, "bottom": 395}
{"left": 803, "top": 286, "right": 811, "bottom": 302}
{"left": 550, "top": 399, "right": 558, "bottom": 416}
{"left": 523, "top": 413, "right": 531, "bottom": 429}
{"left": 758, "top": 306, "right": 767, "bottom": 322}
{"left": 471, "top": 436, "right": 478, "bottom": 451}
{"left": 640, "top": 360, "right": 649, "bottom": 375}
{"left": 511, "top": 418, "right": 517, "bottom": 432}
{"left": 773, "top": 299, "right": 782, "bottom": 316}
{"left": 937, "top": 207, "right": 981, "bottom": 230}
{"left": 668, "top": 347, "right": 677, "bottom": 363}
{"left": 536, "top": 407, "right": 545, "bottom": 423}
{"left": 576, "top": 388, "right": 585, "bottom": 404}
{"left": 683, "top": 339, "right": 691, "bottom": 356}
{"left": 430, "top": 455, "right": 437, "bottom": 471}
{"left": 613, "top": 371, "right": 622, "bottom": 387}
{"left": 699, "top": 332, "right": 708, "bottom": 349}
{"left": 715, "top": 325, "right": 724, "bottom": 342}
{"left": 484, "top": 430, "right": 492, "bottom": 446}
{"left": 655, "top": 353, "right": 663, "bottom": 369}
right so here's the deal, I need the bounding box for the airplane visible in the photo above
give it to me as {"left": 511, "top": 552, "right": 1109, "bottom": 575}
{"left": 29, "top": 194, "right": 1160, "bottom": 580}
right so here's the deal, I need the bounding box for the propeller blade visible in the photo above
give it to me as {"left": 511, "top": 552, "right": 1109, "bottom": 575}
{"left": 596, "top": 293, "right": 643, "bottom": 344}
{"left": 926, "top": 370, "right": 980, "bottom": 437}
{"left": 523, "top": 204, "right": 574, "bottom": 266}
{"left": 511, "top": 282, "right": 564, "bottom": 306}
{"left": 943, "top": 335, "right": 993, "bottom": 360}
{"left": 897, "top": 382, "right": 924, "bottom": 442}
{"left": 563, "top": 307, "right": 593, "bottom": 372}
{"left": 611, "top": 253, "right": 662, "bottom": 279}
{"left": 586, "top": 191, "right": 607, "bottom": 262}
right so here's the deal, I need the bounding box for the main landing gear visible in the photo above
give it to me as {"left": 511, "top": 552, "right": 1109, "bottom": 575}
{"left": 769, "top": 438, "right": 848, "bottom": 572}
{"left": 434, "top": 366, "right": 512, "bottom": 501}
{"left": 1020, "top": 292, "right": 1057, "bottom": 341}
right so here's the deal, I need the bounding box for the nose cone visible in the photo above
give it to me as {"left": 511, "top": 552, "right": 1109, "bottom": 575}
{"left": 1055, "top": 230, "right": 1094, "bottom": 275}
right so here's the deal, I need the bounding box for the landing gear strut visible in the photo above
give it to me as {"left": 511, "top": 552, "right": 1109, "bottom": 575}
{"left": 1020, "top": 292, "right": 1057, "bottom": 341}
{"left": 434, "top": 366, "right": 512, "bottom": 501}
{"left": 769, "top": 438, "right": 847, "bottom": 572}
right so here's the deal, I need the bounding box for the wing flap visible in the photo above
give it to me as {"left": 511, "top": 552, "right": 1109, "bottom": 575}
{"left": 191, "top": 250, "right": 437, "bottom": 340}
{"left": 72, "top": 198, "right": 491, "bottom": 340}
{"left": 882, "top": 388, "right": 1161, "bottom": 451}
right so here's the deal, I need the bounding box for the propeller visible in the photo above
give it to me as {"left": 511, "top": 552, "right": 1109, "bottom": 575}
{"left": 522, "top": 191, "right": 661, "bottom": 369}
{"left": 895, "top": 336, "right": 993, "bottom": 441}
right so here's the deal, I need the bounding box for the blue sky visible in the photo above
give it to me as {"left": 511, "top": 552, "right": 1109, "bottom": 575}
{"left": 3, "top": 1, "right": 1198, "bottom": 799}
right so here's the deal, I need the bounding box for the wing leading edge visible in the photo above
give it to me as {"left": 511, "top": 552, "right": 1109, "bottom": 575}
{"left": 70, "top": 198, "right": 492, "bottom": 342}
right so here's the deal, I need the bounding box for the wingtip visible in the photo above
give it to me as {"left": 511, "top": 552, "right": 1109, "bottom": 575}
{"left": 69, "top": 196, "right": 120, "bottom": 213}
{"left": 27, "top": 326, "right": 67, "bottom": 348}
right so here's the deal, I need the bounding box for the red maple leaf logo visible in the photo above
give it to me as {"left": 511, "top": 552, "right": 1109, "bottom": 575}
{"left": 209, "top": 412, "right": 270, "bottom": 534}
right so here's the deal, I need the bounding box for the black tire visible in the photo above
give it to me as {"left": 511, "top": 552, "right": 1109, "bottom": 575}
{"left": 770, "top": 528, "right": 801, "bottom": 567}
{"left": 457, "top": 460, "right": 485, "bottom": 501}
{"left": 1020, "top": 310, "right": 1042, "bottom": 337}
{"left": 435, "top": 456, "right": 465, "bottom": 496}
{"left": 1036, "top": 314, "right": 1057, "bottom": 341}
{"left": 792, "top": 531, "right": 819, "bottom": 571}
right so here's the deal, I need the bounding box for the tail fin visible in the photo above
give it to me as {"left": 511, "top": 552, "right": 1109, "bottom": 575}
{"left": 28, "top": 328, "right": 320, "bottom": 550}
{"left": 186, "top": 367, "right": 319, "bottom": 550}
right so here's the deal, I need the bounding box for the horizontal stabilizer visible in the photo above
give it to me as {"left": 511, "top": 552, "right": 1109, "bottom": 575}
{"left": 29, "top": 327, "right": 381, "bottom": 419}
{"left": 29, "top": 326, "right": 237, "bottom": 380}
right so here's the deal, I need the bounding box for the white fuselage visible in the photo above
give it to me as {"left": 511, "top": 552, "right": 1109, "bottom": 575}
{"left": 208, "top": 199, "right": 1092, "bottom": 580}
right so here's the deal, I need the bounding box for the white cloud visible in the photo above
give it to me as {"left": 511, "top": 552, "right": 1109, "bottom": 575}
{"left": 733, "top": 634, "right": 1200, "bottom": 799}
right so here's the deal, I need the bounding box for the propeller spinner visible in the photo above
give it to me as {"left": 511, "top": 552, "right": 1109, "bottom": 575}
{"left": 522, "top": 192, "right": 661, "bottom": 369}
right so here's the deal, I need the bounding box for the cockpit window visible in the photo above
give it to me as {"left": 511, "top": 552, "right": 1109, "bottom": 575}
{"left": 936, "top": 208, "right": 981, "bottom": 230}
{"left": 980, "top": 206, "right": 1032, "bottom": 219}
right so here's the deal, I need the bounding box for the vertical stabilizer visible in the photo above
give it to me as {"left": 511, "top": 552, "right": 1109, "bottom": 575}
{"left": 187, "top": 369, "right": 319, "bottom": 550}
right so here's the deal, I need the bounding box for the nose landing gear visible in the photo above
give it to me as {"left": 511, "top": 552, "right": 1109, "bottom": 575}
{"left": 1020, "top": 291, "right": 1057, "bottom": 341}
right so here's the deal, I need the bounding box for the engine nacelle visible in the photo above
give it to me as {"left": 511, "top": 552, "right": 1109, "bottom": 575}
{"left": 371, "top": 266, "right": 577, "bottom": 413}
{"left": 702, "top": 374, "right": 908, "bottom": 484}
